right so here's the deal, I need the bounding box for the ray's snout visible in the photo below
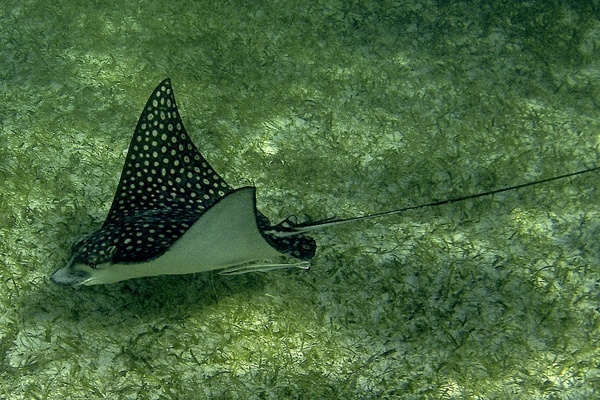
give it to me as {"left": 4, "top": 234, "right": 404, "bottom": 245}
{"left": 51, "top": 258, "right": 90, "bottom": 287}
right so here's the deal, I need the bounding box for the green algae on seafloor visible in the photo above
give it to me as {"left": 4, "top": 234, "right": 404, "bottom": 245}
{"left": 0, "top": 0, "right": 599, "bottom": 398}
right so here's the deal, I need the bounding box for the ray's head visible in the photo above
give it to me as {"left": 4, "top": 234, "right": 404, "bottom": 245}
{"left": 51, "top": 232, "right": 116, "bottom": 286}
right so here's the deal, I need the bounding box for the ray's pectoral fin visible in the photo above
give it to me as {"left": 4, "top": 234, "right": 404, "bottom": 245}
{"left": 160, "top": 186, "right": 316, "bottom": 276}
{"left": 170, "top": 186, "right": 314, "bottom": 275}
{"left": 157, "top": 187, "right": 294, "bottom": 272}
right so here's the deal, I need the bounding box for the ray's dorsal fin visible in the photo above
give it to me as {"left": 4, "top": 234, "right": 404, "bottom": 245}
{"left": 104, "top": 78, "right": 233, "bottom": 227}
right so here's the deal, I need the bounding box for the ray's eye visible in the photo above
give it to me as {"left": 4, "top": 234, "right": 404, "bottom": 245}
{"left": 89, "top": 263, "right": 98, "bottom": 269}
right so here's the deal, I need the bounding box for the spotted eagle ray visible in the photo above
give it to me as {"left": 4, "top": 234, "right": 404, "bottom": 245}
{"left": 51, "top": 78, "right": 600, "bottom": 286}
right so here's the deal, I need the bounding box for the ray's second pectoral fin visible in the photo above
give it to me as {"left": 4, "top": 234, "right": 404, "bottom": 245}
{"left": 218, "top": 261, "right": 311, "bottom": 275}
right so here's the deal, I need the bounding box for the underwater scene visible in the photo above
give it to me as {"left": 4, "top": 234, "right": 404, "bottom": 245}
{"left": 1, "top": 0, "right": 599, "bottom": 398}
